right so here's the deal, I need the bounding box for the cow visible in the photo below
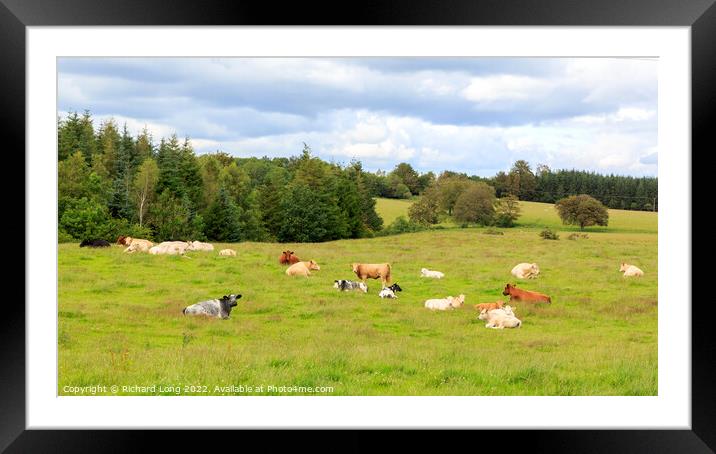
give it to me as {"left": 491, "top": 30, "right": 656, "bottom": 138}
{"left": 279, "top": 251, "right": 300, "bottom": 265}
{"left": 378, "top": 283, "right": 403, "bottom": 299}
{"left": 474, "top": 300, "right": 505, "bottom": 312}
{"left": 334, "top": 279, "right": 368, "bottom": 292}
{"left": 187, "top": 241, "right": 214, "bottom": 252}
{"left": 351, "top": 263, "right": 392, "bottom": 287}
{"left": 511, "top": 263, "right": 540, "bottom": 279}
{"left": 219, "top": 249, "right": 237, "bottom": 257}
{"left": 286, "top": 260, "right": 321, "bottom": 277}
{"left": 420, "top": 268, "right": 445, "bottom": 279}
{"left": 424, "top": 294, "right": 465, "bottom": 310}
{"left": 120, "top": 236, "right": 154, "bottom": 253}
{"left": 149, "top": 241, "right": 191, "bottom": 255}
{"left": 620, "top": 262, "right": 644, "bottom": 277}
{"left": 478, "top": 305, "right": 522, "bottom": 329}
{"left": 79, "top": 239, "right": 110, "bottom": 248}
{"left": 183, "top": 294, "right": 242, "bottom": 319}
{"left": 502, "top": 283, "right": 551, "bottom": 304}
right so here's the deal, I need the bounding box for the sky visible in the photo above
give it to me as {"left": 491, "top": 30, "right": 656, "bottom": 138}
{"left": 57, "top": 57, "right": 658, "bottom": 177}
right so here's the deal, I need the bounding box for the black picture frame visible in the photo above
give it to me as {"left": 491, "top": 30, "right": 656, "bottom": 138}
{"left": 3, "top": 0, "right": 712, "bottom": 451}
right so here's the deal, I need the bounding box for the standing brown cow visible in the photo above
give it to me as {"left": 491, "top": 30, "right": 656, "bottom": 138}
{"left": 502, "top": 283, "right": 551, "bottom": 304}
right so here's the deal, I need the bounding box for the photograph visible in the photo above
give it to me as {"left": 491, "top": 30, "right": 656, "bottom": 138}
{"left": 56, "top": 56, "right": 659, "bottom": 397}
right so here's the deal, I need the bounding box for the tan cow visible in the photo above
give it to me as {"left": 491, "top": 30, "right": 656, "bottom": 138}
{"left": 620, "top": 262, "right": 644, "bottom": 277}
{"left": 121, "top": 236, "right": 154, "bottom": 253}
{"left": 187, "top": 241, "right": 214, "bottom": 252}
{"left": 351, "top": 263, "right": 392, "bottom": 287}
{"left": 474, "top": 301, "right": 505, "bottom": 312}
{"left": 219, "top": 249, "right": 237, "bottom": 257}
{"left": 286, "top": 260, "right": 321, "bottom": 277}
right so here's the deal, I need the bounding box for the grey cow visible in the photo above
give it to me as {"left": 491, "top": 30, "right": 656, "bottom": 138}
{"left": 182, "top": 294, "right": 242, "bottom": 319}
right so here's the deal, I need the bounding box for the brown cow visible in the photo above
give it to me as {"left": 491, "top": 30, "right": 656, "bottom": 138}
{"left": 286, "top": 260, "right": 320, "bottom": 277}
{"left": 474, "top": 301, "right": 505, "bottom": 312}
{"left": 502, "top": 283, "right": 551, "bottom": 304}
{"left": 352, "top": 263, "right": 392, "bottom": 287}
{"left": 117, "top": 235, "right": 129, "bottom": 245}
{"left": 279, "top": 250, "right": 300, "bottom": 265}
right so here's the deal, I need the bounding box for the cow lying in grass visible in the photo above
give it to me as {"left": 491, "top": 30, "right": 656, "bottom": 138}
{"left": 149, "top": 241, "right": 190, "bottom": 255}
{"left": 502, "top": 283, "right": 551, "bottom": 304}
{"left": 183, "top": 294, "right": 242, "bottom": 319}
{"left": 620, "top": 262, "right": 644, "bottom": 277}
{"left": 286, "top": 260, "right": 321, "bottom": 277}
{"left": 474, "top": 301, "right": 505, "bottom": 312}
{"left": 187, "top": 240, "right": 214, "bottom": 252}
{"left": 279, "top": 251, "right": 300, "bottom": 265}
{"left": 334, "top": 279, "right": 368, "bottom": 292}
{"left": 478, "top": 305, "right": 522, "bottom": 329}
{"left": 511, "top": 262, "right": 540, "bottom": 279}
{"left": 117, "top": 236, "right": 154, "bottom": 253}
{"left": 420, "top": 268, "right": 445, "bottom": 279}
{"left": 219, "top": 249, "right": 237, "bottom": 257}
{"left": 352, "top": 263, "right": 392, "bottom": 287}
{"left": 379, "top": 283, "right": 403, "bottom": 299}
{"left": 424, "top": 294, "right": 465, "bottom": 310}
{"left": 79, "top": 239, "right": 110, "bottom": 248}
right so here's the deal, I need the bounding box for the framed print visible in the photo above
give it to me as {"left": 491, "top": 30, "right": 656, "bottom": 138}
{"left": 4, "top": 0, "right": 713, "bottom": 450}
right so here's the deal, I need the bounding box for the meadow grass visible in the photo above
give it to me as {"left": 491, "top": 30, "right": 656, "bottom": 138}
{"left": 374, "top": 197, "right": 415, "bottom": 226}
{"left": 58, "top": 201, "right": 657, "bottom": 396}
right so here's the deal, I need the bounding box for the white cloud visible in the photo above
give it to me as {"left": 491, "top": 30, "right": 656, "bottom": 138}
{"left": 462, "top": 75, "right": 553, "bottom": 104}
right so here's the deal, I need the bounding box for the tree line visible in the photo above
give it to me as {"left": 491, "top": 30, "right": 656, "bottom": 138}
{"left": 57, "top": 111, "right": 657, "bottom": 243}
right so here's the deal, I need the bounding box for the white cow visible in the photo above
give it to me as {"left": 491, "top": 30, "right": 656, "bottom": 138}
{"left": 478, "top": 305, "right": 522, "bottom": 329}
{"left": 420, "top": 268, "right": 445, "bottom": 279}
{"left": 620, "top": 262, "right": 644, "bottom": 277}
{"left": 511, "top": 263, "right": 540, "bottom": 279}
{"left": 219, "top": 249, "right": 237, "bottom": 257}
{"left": 187, "top": 240, "right": 214, "bottom": 252}
{"left": 424, "top": 294, "right": 465, "bottom": 310}
{"left": 149, "top": 241, "right": 190, "bottom": 255}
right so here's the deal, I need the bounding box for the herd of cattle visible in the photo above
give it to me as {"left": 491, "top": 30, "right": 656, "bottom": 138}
{"left": 78, "top": 236, "right": 646, "bottom": 328}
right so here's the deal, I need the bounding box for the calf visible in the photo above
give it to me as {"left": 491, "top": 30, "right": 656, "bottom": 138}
{"left": 378, "top": 283, "right": 403, "bottom": 299}
{"left": 351, "top": 263, "right": 392, "bottom": 287}
{"left": 420, "top": 268, "right": 445, "bottom": 279}
{"left": 424, "top": 294, "right": 465, "bottom": 310}
{"left": 478, "top": 306, "right": 522, "bottom": 329}
{"left": 474, "top": 301, "right": 505, "bottom": 312}
{"left": 620, "top": 262, "right": 644, "bottom": 277}
{"left": 502, "top": 283, "right": 551, "bottom": 304}
{"left": 183, "top": 294, "right": 242, "bottom": 319}
{"left": 79, "top": 239, "right": 110, "bottom": 248}
{"left": 334, "top": 279, "right": 368, "bottom": 293}
{"left": 286, "top": 260, "right": 321, "bottom": 277}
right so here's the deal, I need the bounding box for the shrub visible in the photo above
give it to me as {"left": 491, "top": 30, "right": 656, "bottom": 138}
{"left": 540, "top": 228, "right": 559, "bottom": 240}
{"left": 58, "top": 230, "right": 76, "bottom": 243}
{"left": 376, "top": 216, "right": 428, "bottom": 236}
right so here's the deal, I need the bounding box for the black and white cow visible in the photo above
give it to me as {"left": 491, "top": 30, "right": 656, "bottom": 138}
{"left": 79, "top": 239, "right": 111, "bottom": 248}
{"left": 333, "top": 279, "right": 368, "bottom": 293}
{"left": 182, "top": 294, "right": 242, "bottom": 319}
{"left": 379, "top": 282, "right": 403, "bottom": 299}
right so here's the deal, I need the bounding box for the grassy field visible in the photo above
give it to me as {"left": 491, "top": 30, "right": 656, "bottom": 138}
{"left": 58, "top": 201, "right": 657, "bottom": 396}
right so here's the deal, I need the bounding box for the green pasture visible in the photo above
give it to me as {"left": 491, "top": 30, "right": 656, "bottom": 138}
{"left": 58, "top": 201, "right": 657, "bottom": 396}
